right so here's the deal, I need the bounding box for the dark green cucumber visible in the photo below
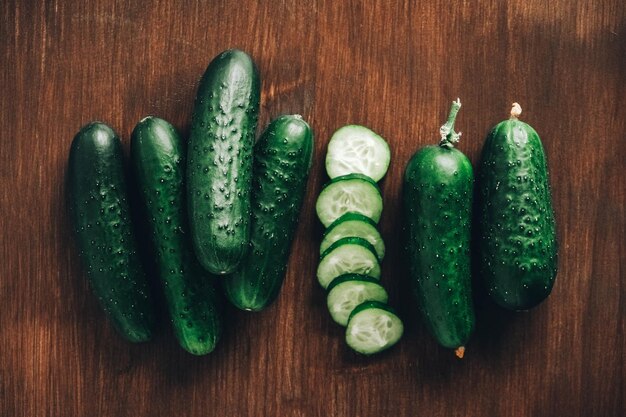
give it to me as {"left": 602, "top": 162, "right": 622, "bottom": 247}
{"left": 223, "top": 115, "right": 314, "bottom": 311}
{"left": 403, "top": 99, "right": 475, "bottom": 355}
{"left": 67, "top": 122, "right": 155, "bottom": 342}
{"left": 131, "top": 116, "right": 222, "bottom": 355}
{"left": 477, "top": 103, "right": 558, "bottom": 310}
{"left": 187, "top": 49, "right": 261, "bottom": 274}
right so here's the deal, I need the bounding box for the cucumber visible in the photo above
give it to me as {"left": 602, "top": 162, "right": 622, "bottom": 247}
{"left": 345, "top": 301, "right": 404, "bottom": 355}
{"left": 315, "top": 174, "right": 383, "bottom": 227}
{"left": 403, "top": 99, "right": 475, "bottom": 355}
{"left": 327, "top": 275, "right": 389, "bottom": 326}
{"left": 67, "top": 122, "right": 155, "bottom": 343}
{"left": 187, "top": 49, "right": 261, "bottom": 275}
{"left": 477, "top": 103, "right": 558, "bottom": 310}
{"left": 131, "top": 116, "right": 222, "bottom": 355}
{"left": 320, "top": 212, "right": 385, "bottom": 260}
{"left": 317, "top": 237, "right": 381, "bottom": 289}
{"left": 325, "top": 125, "right": 391, "bottom": 181}
{"left": 223, "top": 115, "right": 314, "bottom": 311}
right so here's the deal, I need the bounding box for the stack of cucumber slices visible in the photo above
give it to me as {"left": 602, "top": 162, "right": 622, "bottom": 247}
{"left": 315, "top": 125, "right": 404, "bottom": 355}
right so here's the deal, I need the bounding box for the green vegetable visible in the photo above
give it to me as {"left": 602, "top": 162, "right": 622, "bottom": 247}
{"left": 325, "top": 125, "right": 391, "bottom": 182}
{"left": 223, "top": 115, "right": 314, "bottom": 311}
{"left": 315, "top": 174, "right": 383, "bottom": 227}
{"left": 131, "top": 116, "right": 222, "bottom": 354}
{"left": 187, "top": 49, "right": 261, "bottom": 274}
{"left": 68, "top": 122, "right": 155, "bottom": 343}
{"left": 320, "top": 212, "right": 385, "bottom": 260}
{"left": 403, "top": 99, "right": 475, "bottom": 356}
{"left": 477, "top": 103, "right": 558, "bottom": 310}
{"left": 326, "top": 275, "right": 389, "bottom": 326}
{"left": 345, "top": 301, "right": 404, "bottom": 355}
{"left": 317, "top": 236, "right": 381, "bottom": 289}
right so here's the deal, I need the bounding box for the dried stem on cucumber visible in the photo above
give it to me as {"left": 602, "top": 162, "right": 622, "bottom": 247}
{"left": 455, "top": 346, "right": 465, "bottom": 359}
{"left": 510, "top": 102, "right": 522, "bottom": 119}
{"left": 439, "top": 98, "right": 462, "bottom": 149}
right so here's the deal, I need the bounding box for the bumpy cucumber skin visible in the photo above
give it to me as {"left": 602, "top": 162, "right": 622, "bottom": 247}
{"left": 131, "top": 117, "right": 222, "bottom": 354}
{"left": 187, "top": 49, "right": 261, "bottom": 275}
{"left": 223, "top": 115, "right": 314, "bottom": 311}
{"left": 68, "top": 122, "right": 155, "bottom": 343}
{"left": 477, "top": 119, "right": 558, "bottom": 310}
{"left": 403, "top": 145, "right": 475, "bottom": 349}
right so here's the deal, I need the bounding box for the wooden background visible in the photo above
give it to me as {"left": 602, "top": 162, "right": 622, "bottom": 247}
{"left": 1, "top": 1, "right": 624, "bottom": 416}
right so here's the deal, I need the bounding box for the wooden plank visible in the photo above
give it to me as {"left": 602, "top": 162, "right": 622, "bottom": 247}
{"left": 0, "top": 0, "right": 624, "bottom": 416}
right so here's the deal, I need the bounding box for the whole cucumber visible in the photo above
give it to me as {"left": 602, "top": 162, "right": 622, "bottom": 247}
{"left": 131, "top": 116, "right": 222, "bottom": 355}
{"left": 68, "top": 122, "right": 155, "bottom": 342}
{"left": 477, "top": 103, "right": 558, "bottom": 310}
{"left": 223, "top": 115, "right": 314, "bottom": 311}
{"left": 403, "top": 99, "right": 475, "bottom": 356}
{"left": 187, "top": 49, "right": 261, "bottom": 275}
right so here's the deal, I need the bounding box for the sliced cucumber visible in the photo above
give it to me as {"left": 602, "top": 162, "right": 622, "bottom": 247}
{"left": 317, "top": 237, "right": 380, "bottom": 289}
{"left": 315, "top": 174, "right": 383, "bottom": 228}
{"left": 325, "top": 125, "right": 390, "bottom": 182}
{"left": 345, "top": 301, "right": 404, "bottom": 355}
{"left": 327, "top": 275, "right": 389, "bottom": 326}
{"left": 320, "top": 212, "right": 385, "bottom": 260}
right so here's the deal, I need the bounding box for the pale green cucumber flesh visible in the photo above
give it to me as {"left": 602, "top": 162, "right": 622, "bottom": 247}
{"left": 325, "top": 125, "right": 390, "bottom": 182}
{"left": 345, "top": 301, "right": 404, "bottom": 355}
{"left": 315, "top": 174, "right": 382, "bottom": 227}
{"left": 317, "top": 237, "right": 381, "bottom": 289}
{"left": 327, "top": 278, "right": 388, "bottom": 326}
{"left": 320, "top": 213, "right": 385, "bottom": 260}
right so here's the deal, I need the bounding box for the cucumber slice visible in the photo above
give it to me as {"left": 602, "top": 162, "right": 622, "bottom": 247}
{"left": 327, "top": 275, "right": 389, "bottom": 326}
{"left": 316, "top": 174, "right": 383, "bottom": 228}
{"left": 345, "top": 301, "right": 404, "bottom": 355}
{"left": 320, "top": 212, "right": 385, "bottom": 260}
{"left": 326, "top": 125, "right": 391, "bottom": 182}
{"left": 317, "top": 237, "right": 381, "bottom": 289}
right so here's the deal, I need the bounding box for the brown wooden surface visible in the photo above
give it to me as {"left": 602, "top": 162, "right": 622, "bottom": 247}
{"left": 1, "top": 1, "right": 624, "bottom": 416}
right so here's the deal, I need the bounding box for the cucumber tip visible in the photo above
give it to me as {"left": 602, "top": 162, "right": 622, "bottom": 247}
{"left": 455, "top": 346, "right": 465, "bottom": 359}
{"left": 510, "top": 103, "right": 522, "bottom": 119}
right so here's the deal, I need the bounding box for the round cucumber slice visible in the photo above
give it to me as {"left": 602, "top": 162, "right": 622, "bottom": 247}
{"left": 327, "top": 276, "right": 389, "bottom": 326}
{"left": 315, "top": 174, "right": 383, "bottom": 228}
{"left": 326, "top": 125, "right": 390, "bottom": 182}
{"left": 320, "top": 212, "right": 385, "bottom": 260}
{"left": 317, "top": 237, "right": 381, "bottom": 289}
{"left": 345, "top": 301, "right": 404, "bottom": 355}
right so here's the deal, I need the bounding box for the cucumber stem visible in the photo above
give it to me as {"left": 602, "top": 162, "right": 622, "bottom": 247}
{"left": 510, "top": 102, "right": 522, "bottom": 119}
{"left": 455, "top": 346, "right": 465, "bottom": 359}
{"left": 439, "top": 98, "right": 462, "bottom": 149}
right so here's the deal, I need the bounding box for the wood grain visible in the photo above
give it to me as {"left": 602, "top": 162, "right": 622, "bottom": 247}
{"left": 1, "top": 0, "right": 624, "bottom": 416}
